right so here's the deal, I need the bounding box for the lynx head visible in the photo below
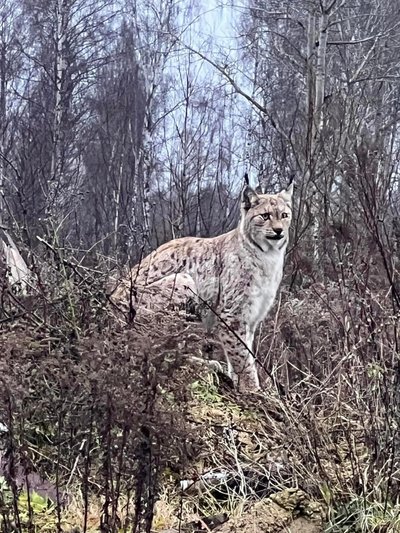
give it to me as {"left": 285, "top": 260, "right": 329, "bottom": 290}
{"left": 240, "top": 183, "right": 293, "bottom": 251}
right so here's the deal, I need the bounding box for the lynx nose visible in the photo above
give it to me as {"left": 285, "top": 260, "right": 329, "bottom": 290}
{"left": 273, "top": 228, "right": 283, "bottom": 235}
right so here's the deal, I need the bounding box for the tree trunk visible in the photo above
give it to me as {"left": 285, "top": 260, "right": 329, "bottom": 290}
{"left": 305, "top": 10, "right": 316, "bottom": 166}
{"left": 315, "top": 9, "right": 328, "bottom": 134}
{"left": 0, "top": 32, "right": 6, "bottom": 226}
{"left": 49, "top": 0, "right": 68, "bottom": 217}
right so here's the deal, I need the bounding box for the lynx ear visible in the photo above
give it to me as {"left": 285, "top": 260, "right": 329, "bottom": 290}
{"left": 279, "top": 182, "right": 294, "bottom": 204}
{"left": 241, "top": 185, "right": 260, "bottom": 210}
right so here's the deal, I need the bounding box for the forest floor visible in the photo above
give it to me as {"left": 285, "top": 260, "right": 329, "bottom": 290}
{"left": 1, "top": 273, "right": 399, "bottom": 532}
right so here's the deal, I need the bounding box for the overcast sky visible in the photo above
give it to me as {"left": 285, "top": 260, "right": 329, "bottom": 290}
{"left": 159, "top": 0, "right": 254, "bottom": 188}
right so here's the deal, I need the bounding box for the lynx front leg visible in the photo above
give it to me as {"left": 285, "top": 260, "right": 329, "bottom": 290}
{"left": 218, "top": 317, "right": 260, "bottom": 392}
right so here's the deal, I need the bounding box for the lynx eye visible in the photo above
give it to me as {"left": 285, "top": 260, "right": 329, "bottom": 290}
{"left": 260, "top": 213, "right": 271, "bottom": 220}
{"left": 281, "top": 213, "right": 289, "bottom": 219}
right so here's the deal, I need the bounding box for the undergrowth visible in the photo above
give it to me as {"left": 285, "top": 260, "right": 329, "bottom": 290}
{"left": 0, "top": 238, "right": 399, "bottom": 532}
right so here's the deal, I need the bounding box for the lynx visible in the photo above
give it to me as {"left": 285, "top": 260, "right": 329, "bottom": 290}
{"left": 115, "top": 183, "right": 293, "bottom": 391}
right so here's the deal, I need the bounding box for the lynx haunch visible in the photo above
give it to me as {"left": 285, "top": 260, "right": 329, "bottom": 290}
{"left": 117, "top": 184, "right": 293, "bottom": 391}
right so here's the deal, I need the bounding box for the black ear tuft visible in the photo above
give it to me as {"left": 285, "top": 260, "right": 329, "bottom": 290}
{"left": 287, "top": 173, "right": 295, "bottom": 188}
{"left": 244, "top": 172, "right": 249, "bottom": 186}
{"left": 241, "top": 185, "right": 260, "bottom": 210}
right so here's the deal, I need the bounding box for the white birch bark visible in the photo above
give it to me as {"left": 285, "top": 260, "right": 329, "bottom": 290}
{"left": 49, "top": 0, "right": 68, "bottom": 217}
{"left": 315, "top": 10, "right": 328, "bottom": 133}
{"left": 1, "top": 231, "right": 31, "bottom": 293}
{"left": 306, "top": 10, "right": 316, "bottom": 165}
{"left": 0, "top": 78, "right": 5, "bottom": 228}
{"left": 0, "top": 15, "right": 6, "bottom": 227}
{"left": 129, "top": 0, "right": 176, "bottom": 246}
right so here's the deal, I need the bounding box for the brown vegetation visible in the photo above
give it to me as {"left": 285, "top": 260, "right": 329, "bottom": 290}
{"left": 0, "top": 231, "right": 399, "bottom": 532}
{"left": 0, "top": 0, "right": 400, "bottom": 531}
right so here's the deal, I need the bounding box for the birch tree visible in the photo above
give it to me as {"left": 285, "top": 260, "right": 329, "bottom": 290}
{"left": 81, "top": 22, "right": 146, "bottom": 257}
{"left": 12, "top": 0, "right": 116, "bottom": 235}
{"left": 240, "top": 0, "right": 400, "bottom": 281}
{"left": 0, "top": 0, "right": 23, "bottom": 228}
{"left": 120, "top": 0, "right": 181, "bottom": 252}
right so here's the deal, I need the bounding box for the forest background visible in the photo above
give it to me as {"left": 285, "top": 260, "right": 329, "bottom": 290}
{"left": 0, "top": 0, "right": 400, "bottom": 532}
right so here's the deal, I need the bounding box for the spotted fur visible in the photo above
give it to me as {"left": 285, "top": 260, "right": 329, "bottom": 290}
{"left": 115, "top": 184, "right": 293, "bottom": 391}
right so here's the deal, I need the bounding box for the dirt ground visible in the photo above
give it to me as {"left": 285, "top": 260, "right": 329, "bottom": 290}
{"left": 214, "top": 489, "right": 325, "bottom": 533}
{"left": 158, "top": 489, "right": 325, "bottom": 533}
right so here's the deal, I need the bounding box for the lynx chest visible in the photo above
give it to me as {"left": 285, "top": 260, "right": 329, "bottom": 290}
{"left": 245, "top": 256, "right": 285, "bottom": 325}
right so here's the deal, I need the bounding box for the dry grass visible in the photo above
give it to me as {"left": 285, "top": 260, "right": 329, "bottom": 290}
{"left": 0, "top": 242, "right": 399, "bottom": 532}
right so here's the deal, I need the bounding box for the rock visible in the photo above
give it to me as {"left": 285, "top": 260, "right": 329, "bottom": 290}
{"left": 186, "top": 512, "right": 229, "bottom": 531}
{"left": 214, "top": 488, "right": 325, "bottom": 533}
